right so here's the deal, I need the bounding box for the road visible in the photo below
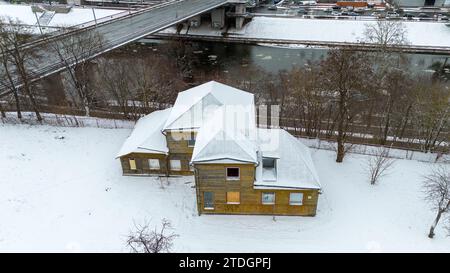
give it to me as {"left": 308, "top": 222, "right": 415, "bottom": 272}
{"left": 0, "top": 0, "right": 229, "bottom": 96}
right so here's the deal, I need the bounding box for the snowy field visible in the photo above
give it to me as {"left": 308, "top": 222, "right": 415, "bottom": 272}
{"left": 162, "top": 16, "right": 450, "bottom": 48}
{"left": 0, "top": 123, "right": 449, "bottom": 252}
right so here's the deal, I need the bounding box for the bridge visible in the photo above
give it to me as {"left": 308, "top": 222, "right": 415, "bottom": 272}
{"left": 0, "top": 0, "right": 246, "bottom": 97}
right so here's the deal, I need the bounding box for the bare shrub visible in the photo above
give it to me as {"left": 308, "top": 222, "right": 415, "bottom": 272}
{"left": 365, "top": 147, "right": 395, "bottom": 185}
{"left": 126, "top": 218, "right": 178, "bottom": 253}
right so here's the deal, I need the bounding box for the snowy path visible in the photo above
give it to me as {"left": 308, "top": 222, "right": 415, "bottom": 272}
{"left": 0, "top": 124, "right": 449, "bottom": 252}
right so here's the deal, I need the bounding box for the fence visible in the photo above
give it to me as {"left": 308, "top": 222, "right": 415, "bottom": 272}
{"left": 0, "top": 112, "right": 135, "bottom": 129}
{"left": 300, "top": 136, "right": 450, "bottom": 164}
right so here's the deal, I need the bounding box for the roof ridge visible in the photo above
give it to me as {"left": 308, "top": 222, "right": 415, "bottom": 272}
{"left": 163, "top": 82, "right": 215, "bottom": 130}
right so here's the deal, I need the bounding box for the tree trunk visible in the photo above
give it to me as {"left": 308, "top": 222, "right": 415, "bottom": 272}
{"left": 13, "top": 90, "right": 22, "bottom": 119}
{"left": 0, "top": 103, "right": 5, "bottom": 118}
{"left": 336, "top": 93, "right": 346, "bottom": 163}
{"left": 21, "top": 85, "right": 42, "bottom": 122}
{"left": 336, "top": 138, "right": 345, "bottom": 163}
{"left": 428, "top": 209, "right": 443, "bottom": 239}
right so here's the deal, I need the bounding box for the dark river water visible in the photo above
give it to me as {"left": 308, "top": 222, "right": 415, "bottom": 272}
{"left": 139, "top": 38, "right": 450, "bottom": 75}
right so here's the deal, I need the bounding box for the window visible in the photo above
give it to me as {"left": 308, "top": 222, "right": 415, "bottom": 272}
{"left": 170, "top": 160, "right": 181, "bottom": 171}
{"left": 262, "top": 157, "right": 276, "bottom": 181}
{"left": 289, "top": 193, "right": 304, "bottom": 206}
{"left": 204, "top": 192, "right": 214, "bottom": 210}
{"left": 261, "top": 192, "right": 275, "bottom": 205}
{"left": 148, "top": 159, "right": 160, "bottom": 170}
{"left": 226, "top": 192, "right": 240, "bottom": 204}
{"left": 226, "top": 167, "right": 240, "bottom": 180}
{"left": 129, "top": 159, "right": 137, "bottom": 170}
{"left": 263, "top": 158, "right": 276, "bottom": 168}
{"left": 188, "top": 132, "right": 196, "bottom": 147}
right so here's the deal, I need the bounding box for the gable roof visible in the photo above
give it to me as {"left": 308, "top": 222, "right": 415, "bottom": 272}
{"left": 163, "top": 81, "right": 254, "bottom": 131}
{"left": 191, "top": 106, "right": 258, "bottom": 164}
{"left": 254, "top": 128, "right": 321, "bottom": 190}
{"left": 116, "top": 108, "right": 171, "bottom": 158}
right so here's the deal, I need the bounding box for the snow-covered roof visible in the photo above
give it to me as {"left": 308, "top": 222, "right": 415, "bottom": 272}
{"left": 116, "top": 108, "right": 171, "bottom": 158}
{"left": 191, "top": 106, "right": 258, "bottom": 164}
{"left": 255, "top": 128, "right": 321, "bottom": 190}
{"left": 163, "top": 81, "right": 254, "bottom": 131}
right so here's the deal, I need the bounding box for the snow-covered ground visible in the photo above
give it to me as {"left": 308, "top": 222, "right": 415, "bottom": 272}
{"left": 162, "top": 16, "right": 450, "bottom": 48}
{"left": 0, "top": 3, "right": 124, "bottom": 31}
{"left": 0, "top": 123, "right": 449, "bottom": 252}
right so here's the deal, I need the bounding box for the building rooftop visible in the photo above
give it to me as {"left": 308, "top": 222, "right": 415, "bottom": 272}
{"left": 254, "top": 128, "right": 321, "bottom": 190}
{"left": 116, "top": 108, "right": 171, "bottom": 158}
{"left": 162, "top": 81, "right": 254, "bottom": 131}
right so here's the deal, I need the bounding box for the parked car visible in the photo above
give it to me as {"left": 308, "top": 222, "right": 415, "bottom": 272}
{"left": 268, "top": 5, "right": 277, "bottom": 11}
{"left": 331, "top": 11, "right": 340, "bottom": 16}
{"left": 387, "top": 11, "right": 399, "bottom": 18}
{"left": 298, "top": 8, "right": 307, "bottom": 14}
{"left": 348, "top": 12, "right": 359, "bottom": 16}
{"left": 332, "top": 5, "right": 341, "bottom": 10}
{"left": 417, "top": 13, "right": 430, "bottom": 18}
{"left": 403, "top": 13, "right": 414, "bottom": 20}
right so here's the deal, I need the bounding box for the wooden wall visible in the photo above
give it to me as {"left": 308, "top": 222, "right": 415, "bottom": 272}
{"left": 165, "top": 130, "right": 196, "bottom": 175}
{"left": 194, "top": 163, "right": 319, "bottom": 216}
{"left": 120, "top": 153, "right": 168, "bottom": 176}
{"left": 165, "top": 131, "right": 196, "bottom": 154}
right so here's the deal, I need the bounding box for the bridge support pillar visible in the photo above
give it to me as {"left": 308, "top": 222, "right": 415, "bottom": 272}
{"left": 235, "top": 3, "right": 246, "bottom": 30}
{"left": 188, "top": 15, "right": 201, "bottom": 28}
{"left": 40, "top": 72, "right": 67, "bottom": 106}
{"left": 211, "top": 8, "right": 225, "bottom": 29}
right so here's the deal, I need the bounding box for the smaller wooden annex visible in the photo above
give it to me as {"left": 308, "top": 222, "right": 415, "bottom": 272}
{"left": 117, "top": 81, "right": 322, "bottom": 216}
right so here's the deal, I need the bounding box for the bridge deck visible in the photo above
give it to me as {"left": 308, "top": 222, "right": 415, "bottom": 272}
{"left": 0, "top": 0, "right": 229, "bottom": 95}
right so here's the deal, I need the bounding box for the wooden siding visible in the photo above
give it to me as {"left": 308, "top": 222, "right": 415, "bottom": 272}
{"left": 165, "top": 131, "right": 196, "bottom": 154}
{"left": 194, "top": 164, "right": 319, "bottom": 216}
{"left": 168, "top": 153, "right": 194, "bottom": 176}
{"left": 120, "top": 153, "right": 168, "bottom": 176}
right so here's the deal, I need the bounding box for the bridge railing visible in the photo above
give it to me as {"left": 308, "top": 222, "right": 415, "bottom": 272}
{"left": 18, "top": 0, "right": 182, "bottom": 51}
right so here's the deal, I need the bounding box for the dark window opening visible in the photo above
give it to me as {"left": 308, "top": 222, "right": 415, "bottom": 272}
{"left": 263, "top": 158, "right": 275, "bottom": 169}
{"left": 226, "top": 167, "right": 240, "bottom": 180}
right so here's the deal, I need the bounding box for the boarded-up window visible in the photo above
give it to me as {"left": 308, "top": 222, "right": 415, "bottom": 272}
{"left": 289, "top": 193, "right": 303, "bottom": 206}
{"left": 227, "top": 192, "right": 240, "bottom": 204}
{"left": 204, "top": 192, "right": 214, "bottom": 209}
{"left": 129, "top": 159, "right": 137, "bottom": 170}
{"left": 226, "top": 167, "right": 240, "bottom": 180}
{"left": 148, "top": 159, "right": 160, "bottom": 170}
{"left": 262, "top": 192, "right": 275, "bottom": 205}
{"left": 170, "top": 160, "right": 181, "bottom": 171}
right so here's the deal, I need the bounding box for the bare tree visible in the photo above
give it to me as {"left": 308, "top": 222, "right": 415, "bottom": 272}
{"left": 0, "top": 17, "right": 42, "bottom": 121}
{"left": 52, "top": 29, "right": 104, "bottom": 116}
{"left": 413, "top": 83, "right": 450, "bottom": 153}
{"left": 365, "top": 147, "right": 395, "bottom": 185}
{"left": 423, "top": 166, "right": 450, "bottom": 238}
{"left": 363, "top": 20, "right": 408, "bottom": 50}
{"left": 320, "top": 49, "right": 373, "bottom": 162}
{"left": 96, "top": 58, "right": 137, "bottom": 119}
{"left": 126, "top": 218, "right": 178, "bottom": 253}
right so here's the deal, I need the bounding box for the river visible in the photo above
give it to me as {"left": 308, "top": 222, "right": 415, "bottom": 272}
{"left": 138, "top": 38, "right": 449, "bottom": 75}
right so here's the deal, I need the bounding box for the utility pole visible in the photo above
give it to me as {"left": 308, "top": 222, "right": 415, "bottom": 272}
{"left": 33, "top": 11, "right": 44, "bottom": 35}
{"left": 92, "top": 8, "right": 98, "bottom": 26}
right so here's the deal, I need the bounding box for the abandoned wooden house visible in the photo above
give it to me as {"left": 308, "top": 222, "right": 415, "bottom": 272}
{"left": 117, "top": 81, "right": 321, "bottom": 216}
